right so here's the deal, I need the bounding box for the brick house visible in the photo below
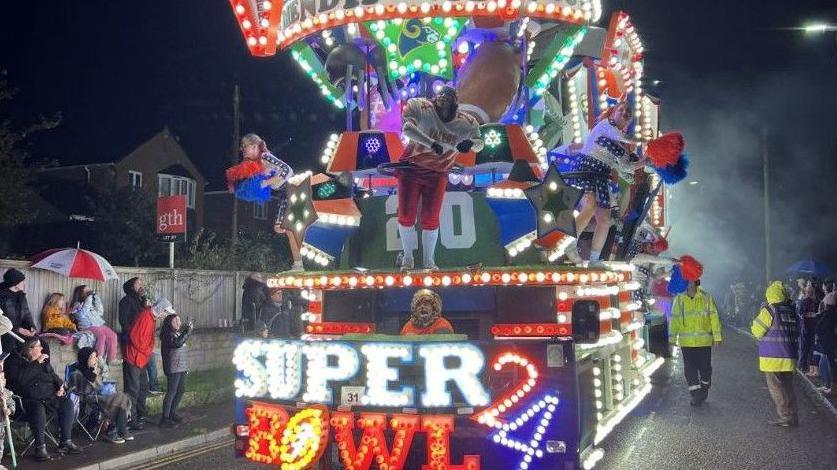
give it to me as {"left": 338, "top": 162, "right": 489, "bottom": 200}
{"left": 0, "top": 128, "right": 207, "bottom": 257}
{"left": 203, "top": 190, "right": 281, "bottom": 239}
{"left": 38, "top": 127, "right": 206, "bottom": 233}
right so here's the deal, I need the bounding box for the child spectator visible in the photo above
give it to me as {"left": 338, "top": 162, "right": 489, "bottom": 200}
{"left": 159, "top": 312, "right": 193, "bottom": 427}
{"left": 41, "top": 293, "right": 77, "bottom": 335}
{"left": 71, "top": 285, "right": 120, "bottom": 365}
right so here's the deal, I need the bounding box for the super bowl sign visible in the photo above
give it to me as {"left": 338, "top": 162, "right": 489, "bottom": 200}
{"left": 235, "top": 338, "right": 564, "bottom": 469}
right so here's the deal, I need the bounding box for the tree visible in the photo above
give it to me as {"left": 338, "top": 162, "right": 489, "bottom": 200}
{"left": 0, "top": 71, "right": 60, "bottom": 225}
{"left": 91, "top": 185, "right": 165, "bottom": 266}
{"left": 179, "top": 228, "right": 291, "bottom": 272}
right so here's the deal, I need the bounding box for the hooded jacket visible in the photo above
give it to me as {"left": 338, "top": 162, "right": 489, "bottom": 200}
{"left": 241, "top": 278, "right": 268, "bottom": 331}
{"left": 118, "top": 278, "right": 146, "bottom": 333}
{"left": 0, "top": 285, "right": 35, "bottom": 352}
{"left": 751, "top": 282, "right": 799, "bottom": 372}
{"left": 4, "top": 353, "right": 63, "bottom": 401}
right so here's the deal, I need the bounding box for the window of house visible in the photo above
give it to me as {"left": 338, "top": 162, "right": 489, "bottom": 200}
{"left": 128, "top": 171, "right": 143, "bottom": 188}
{"left": 253, "top": 201, "right": 268, "bottom": 220}
{"left": 158, "top": 174, "right": 196, "bottom": 208}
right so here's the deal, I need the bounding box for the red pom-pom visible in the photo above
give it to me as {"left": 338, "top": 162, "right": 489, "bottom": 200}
{"left": 679, "top": 255, "right": 703, "bottom": 281}
{"left": 225, "top": 160, "right": 265, "bottom": 190}
{"left": 646, "top": 132, "right": 685, "bottom": 168}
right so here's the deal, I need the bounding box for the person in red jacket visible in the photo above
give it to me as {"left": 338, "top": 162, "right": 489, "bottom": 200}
{"left": 123, "top": 298, "right": 174, "bottom": 429}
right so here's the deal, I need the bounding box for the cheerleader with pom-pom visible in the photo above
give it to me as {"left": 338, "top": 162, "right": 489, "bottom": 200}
{"left": 228, "top": 133, "right": 302, "bottom": 271}
{"left": 564, "top": 102, "right": 648, "bottom": 262}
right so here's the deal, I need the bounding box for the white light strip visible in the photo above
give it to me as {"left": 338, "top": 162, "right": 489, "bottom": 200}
{"left": 506, "top": 231, "right": 538, "bottom": 257}
{"left": 300, "top": 243, "right": 333, "bottom": 267}
{"left": 576, "top": 331, "right": 623, "bottom": 351}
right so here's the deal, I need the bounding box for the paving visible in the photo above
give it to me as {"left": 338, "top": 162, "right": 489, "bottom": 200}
{"left": 15, "top": 402, "right": 232, "bottom": 470}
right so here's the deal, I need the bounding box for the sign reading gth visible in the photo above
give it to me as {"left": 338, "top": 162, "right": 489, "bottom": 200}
{"left": 156, "top": 195, "right": 187, "bottom": 242}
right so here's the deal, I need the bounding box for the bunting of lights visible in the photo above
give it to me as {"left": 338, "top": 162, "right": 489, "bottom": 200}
{"left": 290, "top": 42, "right": 346, "bottom": 109}
{"left": 599, "top": 11, "right": 646, "bottom": 139}
{"left": 524, "top": 24, "right": 588, "bottom": 96}
{"left": 228, "top": 0, "right": 282, "bottom": 57}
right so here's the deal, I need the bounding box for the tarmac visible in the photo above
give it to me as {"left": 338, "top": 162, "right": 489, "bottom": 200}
{"left": 15, "top": 402, "right": 233, "bottom": 470}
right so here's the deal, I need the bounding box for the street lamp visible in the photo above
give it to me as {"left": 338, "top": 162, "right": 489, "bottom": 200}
{"left": 802, "top": 23, "right": 836, "bottom": 34}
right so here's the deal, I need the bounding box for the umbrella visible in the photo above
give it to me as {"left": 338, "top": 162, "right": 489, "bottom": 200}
{"left": 786, "top": 258, "right": 832, "bottom": 277}
{"left": 30, "top": 246, "right": 119, "bottom": 282}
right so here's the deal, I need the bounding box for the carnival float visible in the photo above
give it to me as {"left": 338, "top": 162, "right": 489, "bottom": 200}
{"left": 225, "top": 1, "right": 697, "bottom": 468}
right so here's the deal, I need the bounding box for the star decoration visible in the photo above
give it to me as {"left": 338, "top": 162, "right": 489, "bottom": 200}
{"left": 485, "top": 129, "right": 503, "bottom": 148}
{"left": 280, "top": 175, "right": 318, "bottom": 237}
{"left": 365, "top": 17, "right": 465, "bottom": 81}
{"left": 524, "top": 165, "right": 584, "bottom": 239}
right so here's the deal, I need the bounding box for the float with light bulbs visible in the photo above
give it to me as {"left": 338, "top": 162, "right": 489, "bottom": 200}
{"left": 227, "top": 1, "right": 676, "bottom": 468}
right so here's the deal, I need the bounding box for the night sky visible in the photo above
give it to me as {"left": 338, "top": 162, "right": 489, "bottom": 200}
{"left": 2, "top": 1, "right": 836, "bottom": 288}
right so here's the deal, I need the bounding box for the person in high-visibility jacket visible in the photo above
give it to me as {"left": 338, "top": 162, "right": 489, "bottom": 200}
{"left": 669, "top": 279, "right": 722, "bottom": 406}
{"left": 751, "top": 281, "right": 799, "bottom": 427}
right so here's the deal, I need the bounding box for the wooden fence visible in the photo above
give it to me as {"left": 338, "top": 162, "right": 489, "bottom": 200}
{"left": 0, "top": 260, "right": 254, "bottom": 330}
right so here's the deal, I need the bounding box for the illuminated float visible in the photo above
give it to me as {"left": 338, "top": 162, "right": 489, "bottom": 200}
{"left": 226, "top": 1, "right": 678, "bottom": 468}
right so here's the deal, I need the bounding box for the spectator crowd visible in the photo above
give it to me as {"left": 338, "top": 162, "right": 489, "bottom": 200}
{"left": 0, "top": 268, "right": 193, "bottom": 463}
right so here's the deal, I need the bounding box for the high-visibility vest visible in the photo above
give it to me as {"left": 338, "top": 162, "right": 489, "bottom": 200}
{"left": 752, "top": 303, "right": 798, "bottom": 372}
{"left": 669, "top": 289, "right": 722, "bottom": 347}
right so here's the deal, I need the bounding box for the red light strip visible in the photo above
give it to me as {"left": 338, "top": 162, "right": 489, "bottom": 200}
{"left": 268, "top": 269, "right": 631, "bottom": 290}
{"left": 491, "top": 323, "right": 571, "bottom": 337}
{"left": 305, "top": 322, "right": 376, "bottom": 335}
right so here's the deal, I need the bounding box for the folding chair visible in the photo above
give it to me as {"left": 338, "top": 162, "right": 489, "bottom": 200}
{"left": 9, "top": 394, "right": 59, "bottom": 456}
{"left": 64, "top": 362, "right": 110, "bottom": 441}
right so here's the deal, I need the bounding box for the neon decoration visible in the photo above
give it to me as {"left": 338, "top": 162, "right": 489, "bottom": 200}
{"left": 234, "top": 340, "right": 490, "bottom": 407}
{"left": 246, "top": 403, "right": 289, "bottom": 464}
{"left": 488, "top": 395, "right": 559, "bottom": 470}
{"left": 301, "top": 343, "right": 361, "bottom": 403}
{"left": 289, "top": 42, "right": 345, "bottom": 109}
{"left": 419, "top": 343, "right": 490, "bottom": 407}
{"left": 490, "top": 323, "right": 570, "bottom": 337}
{"left": 484, "top": 129, "right": 503, "bottom": 148}
{"left": 331, "top": 413, "right": 420, "bottom": 470}
{"left": 524, "top": 25, "right": 587, "bottom": 96}
{"left": 366, "top": 17, "right": 466, "bottom": 80}
{"left": 279, "top": 406, "right": 330, "bottom": 470}
{"left": 267, "top": 268, "right": 632, "bottom": 290}
{"left": 304, "top": 322, "right": 375, "bottom": 335}
{"left": 360, "top": 344, "right": 415, "bottom": 407}
{"left": 421, "top": 416, "right": 481, "bottom": 470}
{"left": 475, "top": 352, "right": 539, "bottom": 428}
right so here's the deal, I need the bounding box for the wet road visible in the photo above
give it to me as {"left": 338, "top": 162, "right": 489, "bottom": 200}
{"left": 149, "top": 330, "right": 837, "bottom": 470}
{"left": 598, "top": 329, "right": 837, "bottom": 470}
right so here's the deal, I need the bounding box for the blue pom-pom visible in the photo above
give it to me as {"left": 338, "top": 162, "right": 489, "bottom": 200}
{"left": 655, "top": 153, "right": 690, "bottom": 185}
{"left": 234, "top": 176, "right": 271, "bottom": 202}
{"left": 667, "top": 265, "right": 688, "bottom": 295}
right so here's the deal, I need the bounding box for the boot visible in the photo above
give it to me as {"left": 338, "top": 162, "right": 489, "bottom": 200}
{"left": 58, "top": 439, "right": 82, "bottom": 454}
{"left": 34, "top": 444, "right": 52, "bottom": 461}
{"left": 805, "top": 365, "right": 819, "bottom": 377}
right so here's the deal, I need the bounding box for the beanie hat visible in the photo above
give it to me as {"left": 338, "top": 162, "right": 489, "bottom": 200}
{"left": 152, "top": 298, "right": 175, "bottom": 317}
{"left": 2, "top": 269, "right": 25, "bottom": 287}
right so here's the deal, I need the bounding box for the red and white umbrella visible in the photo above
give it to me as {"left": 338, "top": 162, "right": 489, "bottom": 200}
{"left": 30, "top": 246, "right": 119, "bottom": 282}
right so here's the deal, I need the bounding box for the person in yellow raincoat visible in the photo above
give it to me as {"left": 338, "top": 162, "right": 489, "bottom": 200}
{"left": 751, "top": 281, "right": 799, "bottom": 426}
{"left": 669, "top": 279, "right": 722, "bottom": 406}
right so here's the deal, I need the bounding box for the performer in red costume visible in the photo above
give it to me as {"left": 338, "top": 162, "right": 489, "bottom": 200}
{"left": 397, "top": 86, "right": 483, "bottom": 271}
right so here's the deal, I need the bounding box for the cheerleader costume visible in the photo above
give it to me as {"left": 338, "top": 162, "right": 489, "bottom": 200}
{"left": 564, "top": 119, "right": 636, "bottom": 208}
